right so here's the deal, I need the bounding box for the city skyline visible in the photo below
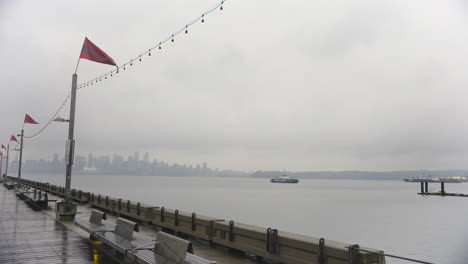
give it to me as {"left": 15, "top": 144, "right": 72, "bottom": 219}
{"left": 5, "top": 151, "right": 222, "bottom": 177}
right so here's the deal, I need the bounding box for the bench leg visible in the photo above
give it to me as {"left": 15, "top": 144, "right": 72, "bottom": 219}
{"left": 115, "top": 250, "right": 125, "bottom": 259}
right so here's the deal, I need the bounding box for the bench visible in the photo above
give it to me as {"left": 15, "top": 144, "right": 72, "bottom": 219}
{"left": 17, "top": 189, "right": 57, "bottom": 209}
{"left": 3, "top": 181, "right": 16, "bottom": 190}
{"left": 75, "top": 210, "right": 215, "bottom": 264}
{"left": 76, "top": 209, "right": 114, "bottom": 239}
{"left": 131, "top": 231, "right": 216, "bottom": 264}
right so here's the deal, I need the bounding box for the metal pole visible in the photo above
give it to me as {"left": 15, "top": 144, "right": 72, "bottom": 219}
{"left": 420, "top": 182, "right": 423, "bottom": 194}
{"left": 64, "top": 73, "right": 77, "bottom": 202}
{"left": 5, "top": 144, "right": 9, "bottom": 177}
{"left": 441, "top": 182, "right": 445, "bottom": 195}
{"left": 0, "top": 154, "right": 3, "bottom": 177}
{"left": 18, "top": 129, "right": 24, "bottom": 179}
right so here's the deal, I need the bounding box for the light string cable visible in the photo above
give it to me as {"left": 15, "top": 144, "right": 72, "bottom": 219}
{"left": 11, "top": 0, "right": 227, "bottom": 141}
{"left": 23, "top": 92, "right": 72, "bottom": 139}
{"left": 9, "top": 143, "right": 20, "bottom": 152}
{"left": 77, "top": 0, "right": 227, "bottom": 89}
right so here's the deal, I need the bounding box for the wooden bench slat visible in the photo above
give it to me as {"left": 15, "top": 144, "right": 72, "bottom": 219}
{"left": 75, "top": 211, "right": 215, "bottom": 264}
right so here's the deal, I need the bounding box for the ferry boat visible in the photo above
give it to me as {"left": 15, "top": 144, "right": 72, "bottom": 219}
{"left": 403, "top": 177, "right": 435, "bottom": 182}
{"left": 403, "top": 174, "right": 435, "bottom": 182}
{"left": 438, "top": 177, "right": 463, "bottom": 183}
{"left": 270, "top": 175, "right": 299, "bottom": 183}
{"left": 440, "top": 176, "right": 468, "bottom": 182}
{"left": 403, "top": 176, "right": 462, "bottom": 183}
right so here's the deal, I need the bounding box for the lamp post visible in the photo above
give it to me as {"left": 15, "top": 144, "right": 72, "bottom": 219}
{"left": 17, "top": 130, "right": 24, "bottom": 179}
{"left": 55, "top": 74, "right": 78, "bottom": 220}
{"left": 0, "top": 152, "right": 3, "bottom": 178}
{"left": 5, "top": 144, "right": 9, "bottom": 177}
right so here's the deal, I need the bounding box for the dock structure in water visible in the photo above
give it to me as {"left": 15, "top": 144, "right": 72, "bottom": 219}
{"left": 2, "top": 176, "right": 389, "bottom": 264}
{"left": 414, "top": 180, "right": 468, "bottom": 197}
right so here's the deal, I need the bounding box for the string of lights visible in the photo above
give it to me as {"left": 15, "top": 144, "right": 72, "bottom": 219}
{"left": 23, "top": 92, "right": 71, "bottom": 139}
{"left": 8, "top": 143, "right": 20, "bottom": 152}
{"left": 77, "top": 0, "right": 227, "bottom": 90}
{"left": 4, "top": 0, "right": 228, "bottom": 145}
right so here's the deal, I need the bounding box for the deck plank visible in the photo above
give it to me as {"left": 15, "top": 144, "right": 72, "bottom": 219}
{"left": 0, "top": 184, "right": 119, "bottom": 264}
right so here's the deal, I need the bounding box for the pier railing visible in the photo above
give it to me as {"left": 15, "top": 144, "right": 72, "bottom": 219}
{"left": 347, "top": 245, "right": 433, "bottom": 264}
{"left": 6, "top": 176, "right": 388, "bottom": 264}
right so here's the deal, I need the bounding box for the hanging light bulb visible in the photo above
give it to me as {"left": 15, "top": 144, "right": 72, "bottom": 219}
{"left": 159, "top": 42, "right": 162, "bottom": 50}
{"left": 171, "top": 35, "right": 174, "bottom": 44}
{"left": 185, "top": 26, "right": 188, "bottom": 34}
{"left": 149, "top": 49, "right": 151, "bottom": 56}
{"left": 130, "top": 60, "right": 133, "bottom": 66}
{"left": 139, "top": 56, "right": 142, "bottom": 62}
{"left": 105, "top": 76, "right": 107, "bottom": 79}
{"left": 124, "top": 65, "right": 126, "bottom": 70}
{"left": 201, "top": 14, "right": 205, "bottom": 23}
{"left": 220, "top": 2, "right": 224, "bottom": 12}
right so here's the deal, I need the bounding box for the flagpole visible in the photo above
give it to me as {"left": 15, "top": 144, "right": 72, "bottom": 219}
{"left": 64, "top": 73, "right": 77, "bottom": 203}
{"left": 74, "top": 58, "right": 81, "bottom": 74}
{"left": 0, "top": 154, "right": 3, "bottom": 178}
{"left": 55, "top": 73, "right": 78, "bottom": 221}
{"left": 5, "top": 144, "right": 9, "bottom": 177}
{"left": 18, "top": 129, "right": 24, "bottom": 179}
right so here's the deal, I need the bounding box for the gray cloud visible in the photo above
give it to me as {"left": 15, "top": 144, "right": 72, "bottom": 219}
{"left": 2, "top": 0, "right": 468, "bottom": 171}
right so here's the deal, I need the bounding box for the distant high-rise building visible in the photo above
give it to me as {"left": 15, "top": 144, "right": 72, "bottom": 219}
{"left": 87, "top": 153, "right": 94, "bottom": 168}
{"left": 144, "top": 152, "right": 149, "bottom": 163}
{"left": 134, "top": 152, "right": 140, "bottom": 161}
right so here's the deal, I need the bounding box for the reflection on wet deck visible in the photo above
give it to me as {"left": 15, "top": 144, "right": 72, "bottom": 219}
{"left": 0, "top": 185, "right": 118, "bottom": 264}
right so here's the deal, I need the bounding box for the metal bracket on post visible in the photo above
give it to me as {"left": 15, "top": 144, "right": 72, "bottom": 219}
{"left": 174, "top": 209, "right": 179, "bottom": 226}
{"left": 317, "top": 238, "right": 328, "bottom": 264}
{"left": 347, "top": 244, "right": 360, "bottom": 264}
{"left": 229, "top": 220, "right": 235, "bottom": 242}
{"left": 266, "top": 228, "right": 279, "bottom": 254}
{"left": 191, "top": 213, "right": 196, "bottom": 231}
{"left": 160, "top": 207, "right": 165, "bottom": 222}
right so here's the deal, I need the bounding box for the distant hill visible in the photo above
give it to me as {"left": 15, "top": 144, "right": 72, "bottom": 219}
{"left": 250, "top": 170, "right": 468, "bottom": 180}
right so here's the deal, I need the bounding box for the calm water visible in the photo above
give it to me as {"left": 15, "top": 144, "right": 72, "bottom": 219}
{"left": 22, "top": 173, "right": 468, "bottom": 264}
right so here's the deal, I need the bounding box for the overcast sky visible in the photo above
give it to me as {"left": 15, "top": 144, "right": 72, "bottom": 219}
{"left": 1, "top": 0, "right": 468, "bottom": 171}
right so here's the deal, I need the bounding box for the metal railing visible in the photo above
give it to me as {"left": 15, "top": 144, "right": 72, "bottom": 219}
{"left": 347, "top": 244, "right": 433, "bottom": 264}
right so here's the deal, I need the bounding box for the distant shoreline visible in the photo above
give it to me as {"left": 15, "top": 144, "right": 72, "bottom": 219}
{"left": 15, "top": 169, "right": 468, "bottom": 181}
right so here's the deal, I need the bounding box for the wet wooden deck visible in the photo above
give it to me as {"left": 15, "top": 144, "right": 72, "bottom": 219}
{"left": 0, "top": 185, "right": 119, "bottom": 264}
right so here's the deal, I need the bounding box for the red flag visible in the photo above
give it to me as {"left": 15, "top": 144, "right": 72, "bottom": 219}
{"left": 79, "top": 37, "right": 117, "bottom": 66}
{"left": 10, "top": 136, "right": 18, "bottom": 142}
{"left": 24, "top": 114, "right": 38, "bottom": 124}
